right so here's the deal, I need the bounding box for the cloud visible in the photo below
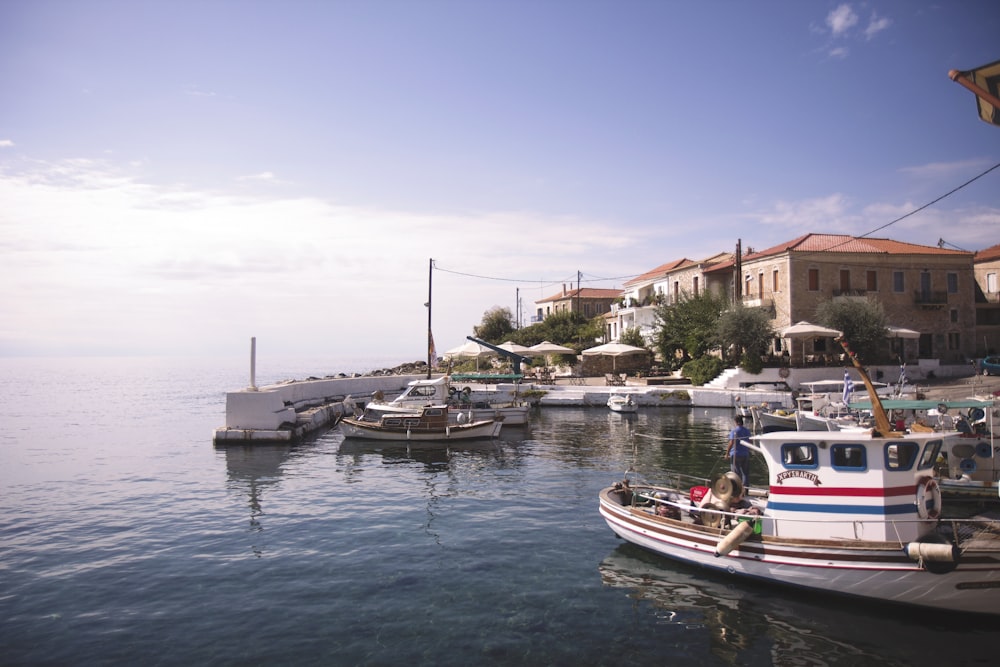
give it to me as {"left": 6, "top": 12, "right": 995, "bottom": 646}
{"left": 826, "top": 4, "right": 859, "bottom": 37}
{"left": 0, "top": 139, "right": 13, "bottom": 148}
{"left": 865, "top": 14, "right": 891, "bottom": 40}
{"left": 0, "top": 158, "right": 640, "bottom": 357}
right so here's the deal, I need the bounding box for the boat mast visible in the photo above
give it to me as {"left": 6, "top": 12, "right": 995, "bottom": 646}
{"left": 836, "top": 336, "right": 901, "bottom": 437}
{"left": 427, "top": 258, "right": 434, "bottom": 379}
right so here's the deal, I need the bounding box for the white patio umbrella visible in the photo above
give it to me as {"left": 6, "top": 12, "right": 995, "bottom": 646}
{"left": 778, "top": 321, "right": 843, "bottom": 365}
{"left": 497, "top": 341, "right": 532, "bottom": 355}
{"left": 443, "top": 340, "right": 496, "bottom": 369}
{"left": 581, "top": 342, "right": 648, "bottom": 371}
{"left": 528, "top": 341, "right": 576, "bottom": 356}
{"left": 886, "top": 325, "right": 921, "bottom": 339}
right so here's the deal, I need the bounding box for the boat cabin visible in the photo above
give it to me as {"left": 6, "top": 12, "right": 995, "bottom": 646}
{"left": 752, "top": 430, "right": 944, "bottom": 542}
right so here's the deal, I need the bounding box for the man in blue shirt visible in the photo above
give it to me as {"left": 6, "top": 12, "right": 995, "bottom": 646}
{"left": 727, "top": 415, "right": 752, "bottom": 488}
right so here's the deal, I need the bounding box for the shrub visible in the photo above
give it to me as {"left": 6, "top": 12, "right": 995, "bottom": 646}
{"left": 681, "top": 356, "right": 725, "bottom": 386}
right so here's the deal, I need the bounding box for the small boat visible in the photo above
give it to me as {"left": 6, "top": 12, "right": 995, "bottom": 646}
{"left": 747, "top": 405, "right": 797, "bottom": 432}
{"left": 598, "top": 338, "right": 1000, "bottom": 616}
{"left": 376, "top": 375, "right": 531, "bottom": 425}
{"left": 339, "top": 404, "right": 502, "bottom": 441}
{"left": 607, "top": 394, "right": 638, "bottom": 414}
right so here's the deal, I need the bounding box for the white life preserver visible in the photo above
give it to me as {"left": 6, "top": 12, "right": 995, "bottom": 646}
{"left": 915, "top": 477, "right": 942, "bottom": 521}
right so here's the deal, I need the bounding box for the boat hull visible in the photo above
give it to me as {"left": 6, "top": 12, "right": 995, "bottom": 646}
{"left": 599, "top": 486, "right": 1000, "bottom": 616}
{"left": 340, "top": 418, "right": 502, "bottom": 441}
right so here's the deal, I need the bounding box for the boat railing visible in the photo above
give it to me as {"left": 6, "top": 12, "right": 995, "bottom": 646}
{"left": 627, "top": 488, "right": 1000, "bottom": 548}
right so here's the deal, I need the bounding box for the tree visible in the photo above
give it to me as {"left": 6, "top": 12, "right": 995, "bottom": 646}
{"left": 717, "top": 305, "right": 774, "bottom": 373}
{"left": 652, "top": 289, "right": 728, "bottom": 370}
{"left": 815, "top": 298, "right": 887, "bottom": 362}
{"left": 473, "top": 306, "right": 515, "bottom": 343}
{"left": 619, "top": 326, "right": 646, "bottom": 349}
{"left": 505, "top": 311, "right": 600, "bottom": 353}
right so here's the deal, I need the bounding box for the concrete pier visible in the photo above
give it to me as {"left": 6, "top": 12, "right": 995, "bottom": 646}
{"left": 212, "top": 363, "right": 978, "bottom": 444}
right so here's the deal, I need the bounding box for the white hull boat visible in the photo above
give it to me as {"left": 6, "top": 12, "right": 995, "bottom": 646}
{"left": 375, "top": 375, "right": 530, "bottom": 425}
{"left": 599, "top": 339, "right": 1000, "bottom": 616}
{"left": 340, "top": 404, "right": 502, "bottom": 441}
{"left": 607, "top": 394, "right": 638, "bottom": 414}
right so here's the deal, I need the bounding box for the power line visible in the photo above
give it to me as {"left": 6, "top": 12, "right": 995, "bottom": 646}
{"left": 434, "top": 263, "right": 639, "bottom": 287}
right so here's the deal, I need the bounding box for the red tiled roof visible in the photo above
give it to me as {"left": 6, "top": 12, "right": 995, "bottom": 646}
{"left": 623, "top": 259, "right": 693, "bottom": 287}
{"left": 536, "top": 287, "right": 623, "bottom": 303}
{"left": 705, "top": 233, "right": 971, "bottom": 272}
{"left": 976, "top": 243, "right": 1000, "bottom": 263}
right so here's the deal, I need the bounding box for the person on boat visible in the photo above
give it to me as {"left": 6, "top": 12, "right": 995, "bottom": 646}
{"left": 727, "top": 415, "right": 752, "bottom": 488}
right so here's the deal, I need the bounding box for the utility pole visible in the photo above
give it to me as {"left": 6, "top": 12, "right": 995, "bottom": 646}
{"left": 576, "top": 270, "right": 582, "bottom": 315}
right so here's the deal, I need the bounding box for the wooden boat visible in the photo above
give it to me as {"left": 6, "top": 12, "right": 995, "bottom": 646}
{"left": 339, "top": 404, "right": 502, "bottom": 441}
{"left": 374, "top": 375, "right": 530, "bottom": 425}
{"left": 747, "top": 405, "right": 797, "bottom": 432}
{"left": 598, "top": 338, "right": 1000, "bottom": 615}
{"left": 607, "top": 394, "right": 638, "bottom": 414}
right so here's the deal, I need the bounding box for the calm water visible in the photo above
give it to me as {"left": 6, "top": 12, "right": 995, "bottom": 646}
{"left": 2, "top": 357, "right": 998, "bottom": 666}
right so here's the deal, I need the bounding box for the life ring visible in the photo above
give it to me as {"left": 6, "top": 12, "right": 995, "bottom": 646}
{"left": 448, "top": 386, "right": 458, "bottom": 397}
{"left": 461, "top": 386, "right": 472, "bottom": 400}
{"left": 968, "top": 407, "right": 985, "bottom": 422}
{"left": 915, "top": 477, "right": 942, "bottom": 521}
{"left": 960, "top": 458, "right": 977, "bottom": 474}
{"left": 778, "top": 367, "right": 790, "bottom": 379}
{"left": 975, "top": 441, "right": 992, "bottom": 459}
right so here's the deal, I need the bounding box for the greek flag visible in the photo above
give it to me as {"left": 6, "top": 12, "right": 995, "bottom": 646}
{"left": 842, "top": 371, "right": 854, "bottom": 405}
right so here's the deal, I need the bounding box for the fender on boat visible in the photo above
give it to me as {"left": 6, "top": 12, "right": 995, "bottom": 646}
{"left": 905, "top": 534, "right": 960, "bottom": 574}
{"left": 715, "top": 520, "right": 755, "bottom": 557}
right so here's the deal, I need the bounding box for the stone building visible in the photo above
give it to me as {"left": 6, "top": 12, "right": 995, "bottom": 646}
{"left": 704, "top": 234, "right": 976, "bottom": 364}
{"left": 533, "top": 285, "right": 622, "bottom": 323}
{"left": 975, "top": 243, "right": 1000, "bottom": 355}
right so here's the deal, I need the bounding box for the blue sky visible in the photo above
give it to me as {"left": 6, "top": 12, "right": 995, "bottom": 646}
{"left": 1, "top": 1, "right": 998, "bottom": 365}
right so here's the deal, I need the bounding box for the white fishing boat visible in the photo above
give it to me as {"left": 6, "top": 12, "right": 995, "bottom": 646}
{"left": 376, "top": 375, "right": 531, "bottom": 425}
{"left": 747, "top": 405, "right": 797, "bottom": 432}
{"left": 607, "top": 394, "right": 638, "bottom": 414}
{"left": 339, "top": 404, "right": 502, "bottom": 441}
{"left": 598, "top": 339, "right": 1000, "bottom": 616}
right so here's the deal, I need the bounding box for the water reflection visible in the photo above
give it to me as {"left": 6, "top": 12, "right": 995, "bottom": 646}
{"left": 599, "top": 543, "right": 998, "bottom": 666}
{"left": 219, "top": 443, "right": 294, "bottom": 557}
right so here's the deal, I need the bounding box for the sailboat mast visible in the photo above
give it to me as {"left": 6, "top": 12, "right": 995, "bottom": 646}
{"left": 427, "top": 258, "right": 434, "bottom": 379}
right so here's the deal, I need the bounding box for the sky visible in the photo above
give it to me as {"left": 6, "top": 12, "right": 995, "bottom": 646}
{"left": 1, "top": 0, "right": 999, "bottom": 366}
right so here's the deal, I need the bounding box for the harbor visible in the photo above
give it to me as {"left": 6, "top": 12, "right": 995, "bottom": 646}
{"left": 213, "top": 348, "right": 988, "bottom": 444}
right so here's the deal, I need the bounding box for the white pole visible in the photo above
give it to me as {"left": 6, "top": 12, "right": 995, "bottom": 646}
{"left": 249, "top": 337, "right": 258, "bottom": 391}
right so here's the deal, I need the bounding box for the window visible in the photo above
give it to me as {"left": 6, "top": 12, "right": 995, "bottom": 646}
{"left": 950, "top": 309, "right": 958, "bottom": 323}
{"left": 831, "top": 444, "right": 866, "bottom": 470}
{"left": 947, "top": 272, "right": 958, "bottom": 293}
{"left": 893, "top": 271, "right": 904, "bottom": 293}
{"left": 772, "top": 269, "right": 779, "bottom": 292}
{"left": 918, "top": 440, "right": 942, "bottom": 470}
{"left": 948, "top": 332, "right": 960, "bottom": 350}
{"left": 693, "top": 276, "right": 699, "bottom": 296}
{"left": 988, "top": 272, "right": 998, "bottom": 294}
{"left": 866, "top": 270, "right": 877, "bottom": 292}
{"left": 758, "top": 272, "right": 764, "bottom": 299}
{"left": 808, "top": 268, "right": 819, "bottom": 291}
{"left": 885, "top": 442, "right": 919, "bottom": 470}
{"left": 781, "top": 443, "right": 818, "bottom": 468}
{"left": 839, "top": 269, "right": 850, "bottom": 293}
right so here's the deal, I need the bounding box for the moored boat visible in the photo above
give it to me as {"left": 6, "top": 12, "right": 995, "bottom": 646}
{"left": 377, "top": 375, "right": 531, "bottom": 425}
{"left": 607, "top": 394, "right": 638, "bottom": 414}
{"left": 598, "top": 338, "right": 1000, "bottom": 615}
{"left": 340, "top": 404, "right": 502, "bottom": 441}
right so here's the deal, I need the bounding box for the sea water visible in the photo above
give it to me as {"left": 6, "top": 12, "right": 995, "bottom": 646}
{"left": 1, "top": 356, "right": 997, "bottom": 666}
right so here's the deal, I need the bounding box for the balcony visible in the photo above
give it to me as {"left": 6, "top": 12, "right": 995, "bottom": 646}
{"left": 913, "top": 290, "right": 948, "bottom": 308}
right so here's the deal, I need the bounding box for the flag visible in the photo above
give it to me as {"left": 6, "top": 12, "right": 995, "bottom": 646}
{"left": 842, "top": 371, "right": 854, "bottom": 405}
{"left": 952, "top": 59, "right": 1000, "bottom": 127}
{"left": 428, "top": 330, "right": 437, "bottom": 363}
